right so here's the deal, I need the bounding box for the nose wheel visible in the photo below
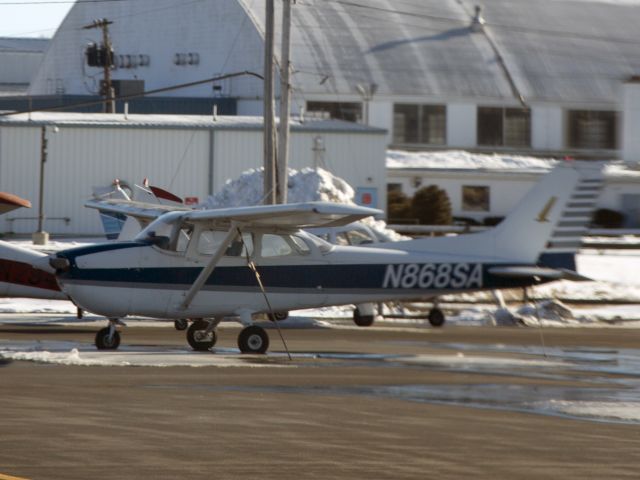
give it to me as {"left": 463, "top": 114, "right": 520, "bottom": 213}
{"left": 237, "top": 325, "right": 269, "bottom": 354}
{"left": 95, "top": 319, "right": 124, "bottom": 350}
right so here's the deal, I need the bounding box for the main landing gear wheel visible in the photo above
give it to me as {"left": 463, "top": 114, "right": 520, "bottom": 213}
{"left": 237, "top": 325, "right": 269, "bottom": 354}
{"left": 174, "top": 319, "right": 189, "bottom": 331}
{"left": 428, "top": 308, "right": 445, "bottom": 327}
{"left": 353, "top": 307, "right": 375, "bottom": 327}
{"left": 187, "top": 320, "right": 217, "bottom": 351}
{"left": 95, "top": 327, "right": 121, "bottom": 350}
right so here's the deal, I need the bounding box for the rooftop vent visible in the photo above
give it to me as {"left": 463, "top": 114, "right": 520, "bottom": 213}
{"left": 471, "top": 5, "right": 485, "bottom": 32}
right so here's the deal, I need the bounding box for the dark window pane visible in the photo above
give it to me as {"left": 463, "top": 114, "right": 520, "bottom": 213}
{"left": 478, "top": 107, "right": 503, "bottom": 146}
{"left": 306, "top": 101, "right": 362, "bottom": 123}
{"left": 504, "top": 108, "right": 531, "bottom": 147}
{"left": 462, "top": 186, "right": 490, "bottom": 212}
{"left": 421, "top": 105, "right": 446, "bottom": 144}
{"left": 393, "top": 104, "right": 419, "bottom": 143}
{"left": 568, "top": 110, "right": 618, "bottom": 149}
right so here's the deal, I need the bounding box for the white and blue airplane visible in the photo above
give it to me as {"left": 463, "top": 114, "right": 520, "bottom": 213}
{"left": 47, "top": 162, "right": 602, "bottom": 354}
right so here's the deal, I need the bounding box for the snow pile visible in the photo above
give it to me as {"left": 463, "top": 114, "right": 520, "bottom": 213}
{"left": 201, "top": 167, "right": 355, "bottom": 207}
{"left": 200, "top": 166, "right": 405, "bottom": 240}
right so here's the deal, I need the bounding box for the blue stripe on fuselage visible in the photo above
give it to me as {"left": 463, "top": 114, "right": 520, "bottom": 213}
{"left": 57, "top": 260, "right": 539, "bottom": 291}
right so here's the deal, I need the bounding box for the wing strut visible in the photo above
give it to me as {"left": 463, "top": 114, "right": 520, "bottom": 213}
{"left": 179, "top": 222, "right": 239, "bottom": 311}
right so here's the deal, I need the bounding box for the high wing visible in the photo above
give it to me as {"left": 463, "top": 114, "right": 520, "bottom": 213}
{"left": 182, "top": 202, "right": 383, "bottom": 230}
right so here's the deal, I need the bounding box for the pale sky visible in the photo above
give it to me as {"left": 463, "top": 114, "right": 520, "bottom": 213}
{"left": 0, "top": 1, "right": 75, "bottom": 38}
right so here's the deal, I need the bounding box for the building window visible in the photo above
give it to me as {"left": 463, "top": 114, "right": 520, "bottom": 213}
{"left": 393, "top": 104, "right": 446, "bottom": 145}
{"left": 306, "top": 101, "right": 362, "bottom": 123}
{"left": 462, "top": 186, "right": 490, "bottom": 212}
{"left": 387, "top": 183, "right": 403, "bottom": 194}
{"left": 567, "top": 110, "right": 618, "bottom": 150}
{"left": 477, "top": 107, "right": 530, "bottom": 147}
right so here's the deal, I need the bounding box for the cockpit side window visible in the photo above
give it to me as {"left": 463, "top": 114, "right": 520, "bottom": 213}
{"left": 197, "top": 230, "right": 253, "bottom": 257}
{"left": 260, "top": 234, "right": 293, "bottom": 257}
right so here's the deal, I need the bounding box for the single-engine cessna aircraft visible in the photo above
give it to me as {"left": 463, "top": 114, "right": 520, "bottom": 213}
{"left": 48, "top": 162, "right": 602, "bottom": 353}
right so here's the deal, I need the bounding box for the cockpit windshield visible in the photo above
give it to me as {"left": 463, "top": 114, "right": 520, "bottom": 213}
{"left": 135, "top": 212, "right": 192, "bottom": 252}
{"left": 296, "top": 230, "right": 334, "bottom": 254}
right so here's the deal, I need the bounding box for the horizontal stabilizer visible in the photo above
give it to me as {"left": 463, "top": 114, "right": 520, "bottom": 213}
{"left": 489, "top": 265, "right": 592, "bottom": 282}
{"left": 85, "top": 198, "right": 191, "bottom": 221}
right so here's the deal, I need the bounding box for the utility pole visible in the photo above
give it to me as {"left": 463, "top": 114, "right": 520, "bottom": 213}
{"left": 83, "top": 18, "right": 115, "bottom": 113}
{"left": 263, "top": 1, "right": 277, "bottom": 205}
{"left": 33, "top": 125, "right": 58, "bottom": 245}
{"left": 276, "top": 0, "right": 292, "bottom": 204}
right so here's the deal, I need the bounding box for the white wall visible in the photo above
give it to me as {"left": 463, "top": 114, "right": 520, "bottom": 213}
{"left": 389, "top": 169, "right": 640, "bottom": 224}
{"left": 622, "top": 80, "right": 640, "bottom": 167}
{"left": 531, "top": 105, "right": 564, "bottom": 151}
{"left": 368, "top": 101, "right": 393, "bottom": 145}
{"left": 28, "top": 0, "right": 265, "bottom": 99}
{"left": 446, "top": 103, "right": 476, "bottom": 148}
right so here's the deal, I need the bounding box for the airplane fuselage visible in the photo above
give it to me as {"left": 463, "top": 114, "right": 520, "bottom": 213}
{"left": 54, "top": 240, "right": 537, "bottom": 319}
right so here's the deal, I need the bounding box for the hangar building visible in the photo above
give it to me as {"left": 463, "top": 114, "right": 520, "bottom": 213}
{"left": 0, "top": 112, "right": 386, "bottom": 236}
{"left": 23, "top": 0, "right": 640, "bottom": 160}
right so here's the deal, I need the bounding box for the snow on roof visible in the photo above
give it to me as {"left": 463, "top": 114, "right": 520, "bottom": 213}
{"left": 387, "top": 149, "right": 640, "bottom": 178}
{"left": 0, "top": 111, "right": 385, "bottom": 134}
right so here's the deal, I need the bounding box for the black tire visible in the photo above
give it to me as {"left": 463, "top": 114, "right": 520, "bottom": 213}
{"left": 237, "top": 325, "right": 269, "bottom": 354}
{"left": 187, "top": 320, "right": 217, "bottom": 351}
{"left": 353, "top": 308, "right": 375, "bottom": 327}
{"left": 268, "top": 311, "right": 289, "bottom": 322}
{"left": 95, "top": 327, "right": 121, "bottom": 350}
{"left": 174, "top": 319, "right": 189, "bottom": 331}
{"left": 428, "top": 308, "right": 445, "bottom": 327}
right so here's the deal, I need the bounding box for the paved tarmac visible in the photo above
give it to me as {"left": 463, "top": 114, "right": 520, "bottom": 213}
{"left": 1, "top": 321, "right": 640, "bottom": 479}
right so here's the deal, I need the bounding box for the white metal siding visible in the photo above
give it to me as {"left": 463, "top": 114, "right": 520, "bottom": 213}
{"left": 1, "top": 126, "right": 210, "bottom": 235}
{"left": 1, "top": 122, "right": 387, "bottom": 235}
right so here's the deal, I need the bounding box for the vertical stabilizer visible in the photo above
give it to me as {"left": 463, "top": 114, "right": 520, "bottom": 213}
{"left": 487, "top": 161, "right": 604, "bottom": 263}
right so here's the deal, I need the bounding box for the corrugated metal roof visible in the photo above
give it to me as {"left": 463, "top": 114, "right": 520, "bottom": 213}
{"left": 0, "top": 111, "right": 386, "bottom": 134}
{"left": 260, "top": 0, "right": 640, "bottom": 104}
{"left": 27, "top": 0, "right": 640, "bottom": 105}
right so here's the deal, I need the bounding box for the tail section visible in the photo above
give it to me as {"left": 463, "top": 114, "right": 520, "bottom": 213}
{"left": 390, "top": 162, "right": 604, "bottom": 265}
{"left": 488, "top": 161, "right": 604, "bottom": 264}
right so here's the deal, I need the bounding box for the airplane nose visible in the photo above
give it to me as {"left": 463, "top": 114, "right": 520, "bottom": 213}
{"left": 49, "top": 256, "right": 70, "bottom": 272}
